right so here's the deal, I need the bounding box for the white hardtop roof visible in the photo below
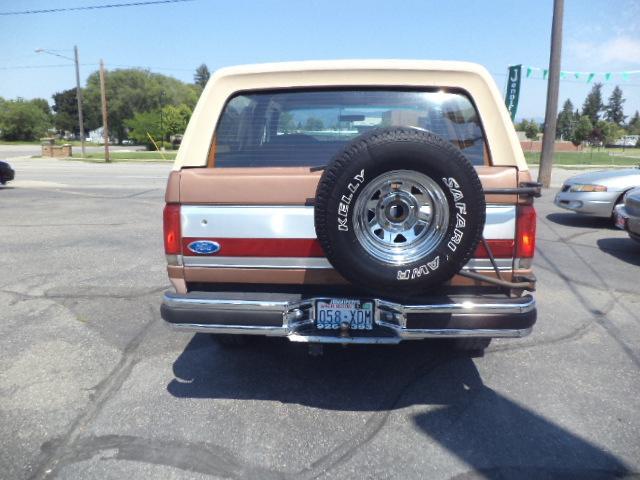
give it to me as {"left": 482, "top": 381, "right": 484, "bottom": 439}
{"left": 174, "top": 59, "right": 528, "bottom": 170}
{"left": 210, "top": 59, "right": 491, "bottom": 78}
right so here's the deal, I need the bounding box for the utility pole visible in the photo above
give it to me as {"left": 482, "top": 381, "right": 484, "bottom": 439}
{"left": 159, "top": 90, "right": 165, "bottom": 151}
{"left": 538, "top": 0, "right": 564, "bottom": 188}
{"left": 99, "top": 59, "right": 110, "bottom": 163}
{"left": 73, "top": 45, "right": 86, "bottom": 157}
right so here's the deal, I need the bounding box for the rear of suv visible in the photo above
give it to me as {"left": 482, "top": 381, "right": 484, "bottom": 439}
{"left": 161, "top": 60, "right": 538, "bottom": 352}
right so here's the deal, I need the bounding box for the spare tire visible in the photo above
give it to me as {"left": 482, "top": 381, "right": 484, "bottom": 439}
{"left": 314, "top": 127, "right": 486, "bottom": 295}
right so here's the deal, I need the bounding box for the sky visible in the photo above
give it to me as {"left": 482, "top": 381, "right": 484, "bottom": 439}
{"left": 1, "top": 0, "right": 639, "bottom": 121}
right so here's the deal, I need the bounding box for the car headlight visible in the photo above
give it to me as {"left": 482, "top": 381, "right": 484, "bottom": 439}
{"left": 569, "top": 184, "right": 607, "bottom": 193}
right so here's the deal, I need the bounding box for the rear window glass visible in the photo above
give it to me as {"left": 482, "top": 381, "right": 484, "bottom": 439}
{"left": 213, "top": 89, "right": 487, "bottom": 167}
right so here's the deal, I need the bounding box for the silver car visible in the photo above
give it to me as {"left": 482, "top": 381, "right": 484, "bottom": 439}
{"left": 554, "top": 167, "right": 640, "bottom": 219}
{"left": 614, "top": 187, "right": 640, "bottom": 242}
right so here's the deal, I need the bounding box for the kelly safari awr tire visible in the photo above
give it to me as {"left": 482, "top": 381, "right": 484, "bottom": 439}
{"left": 314, "top": 127, "right": 486, "bottom": 295}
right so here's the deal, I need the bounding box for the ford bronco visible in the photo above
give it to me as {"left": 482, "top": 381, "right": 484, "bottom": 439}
{"left": 160, "top": 60, "right": 538, "bottom": 352}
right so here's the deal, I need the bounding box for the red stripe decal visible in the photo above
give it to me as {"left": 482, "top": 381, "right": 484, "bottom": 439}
{"left": 183, "top": 238, "right": 515, "bottom": 258}
{"left": 183, "top": 238, "right": 325, "bottom": 257}
{"left": 473, "top": 239, "right": 515, "bottom": 258}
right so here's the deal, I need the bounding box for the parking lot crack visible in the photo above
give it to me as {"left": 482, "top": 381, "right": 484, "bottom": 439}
{"left": 45, "top": 434, "right": 284, "bottom": 480}
{"left": 29, "top": 305, "right": 158, "bottom": 480}
{"left": 536, "top": 216, "right": 640, "bottom": 369}
{"left": 297, "top": 355, "right": 447, "bottom": 480}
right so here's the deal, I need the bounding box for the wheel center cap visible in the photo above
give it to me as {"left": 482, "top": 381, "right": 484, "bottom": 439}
{"left": 385, "top": 201, "right": 409, "bottom": 223}
{"left": 379, "top": 192, "right": 417, "bottom": 228}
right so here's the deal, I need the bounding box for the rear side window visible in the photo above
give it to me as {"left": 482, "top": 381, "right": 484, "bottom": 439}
{"left": 213, "top": 89, "right": 487, "bottom": 167}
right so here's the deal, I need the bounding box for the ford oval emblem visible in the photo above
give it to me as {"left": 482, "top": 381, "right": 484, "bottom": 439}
{"left": 187, "top": 240, "right": 221, "bottom": 255}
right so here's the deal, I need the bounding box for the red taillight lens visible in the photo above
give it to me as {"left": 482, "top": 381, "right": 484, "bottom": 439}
{"left": 163, "top": 204, "right": 181, "bottom": 254}
{"left": 515, "top": 205, "right": 536, "bottom": 258}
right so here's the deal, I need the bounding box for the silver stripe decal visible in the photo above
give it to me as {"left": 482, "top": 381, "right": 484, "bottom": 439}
{"left": 182, "top": 256, "right": 333, "bottom": 269}
{"left": 181, "top": 204, "right": 516, "bottom": 240}
{"left": 483, "top": 205, "right": 515, "bottom": 239}
{"left": 181, "top": 256, "right": 513, "bottom": 270}
{"left": 182, "top": 206, "right": 316, "bottom": 239}
{"left": 464, "top": 258, "right": 513, "bottom": 270}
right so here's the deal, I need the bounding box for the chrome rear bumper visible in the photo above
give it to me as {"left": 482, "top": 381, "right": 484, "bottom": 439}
{"left": 161, "top": 291, "right": 536, "bottom": 344}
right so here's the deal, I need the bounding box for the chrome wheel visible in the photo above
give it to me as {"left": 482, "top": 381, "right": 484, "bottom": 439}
{"left": 353, "top": 170, "right": 449, "bottom": 265}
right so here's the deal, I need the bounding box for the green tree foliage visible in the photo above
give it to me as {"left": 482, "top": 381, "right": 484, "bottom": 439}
{"left": 0, "top": 98, "right": 52, "bottom": 141}
{"left": 604, "top": 86, "right": 626, "bottom": 126}
{"left": 124, "top": 110, "right": 162, "bottom": 147}
{"left": 571, "top": 115, "right": 593, "bottom": 146}
{"left": 83, "top": 68, "right": 199, "bottom": 143}
{"left": 581, "top": 83, "right": 604, "bottom": 124}
{"left": 303, "top": 117, "right": 324, "bottom": 131}
{"left": 279, "top": 112, "right": 296, "bottom": 133}
{"left": 556, "top": 99, "right": 576, "bottom": 140}
{"left": 516, "top": 119, "right": 540, "bottom": 140}
{"left": 591, "top": 120, "right": 624, "bottom": 146}
{"left": 52, "top": 88, "right": 82, "bottom": 134}
{"left": 524, "top": 121, "right": 539, "bottom": 141}
{"left": 628, "top": 111, "right": 640, "bottom": 135}
{"left": 194, "top": 63, "right": 210, "bottom": 89}
{"left": 30, "top": 98, "right": 51, "bottom": 116}
{"left": 125, "top": 104, "right": 193, "bottom": 148}
{"left": 161, "top": 104, "right": 192, "bottom": 139}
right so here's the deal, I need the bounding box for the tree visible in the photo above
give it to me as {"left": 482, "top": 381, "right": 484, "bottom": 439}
{"left": 161, "top": 104, "right": 192, "bottom": 138}
{"left": 556, "top": 99, "right": 576, "bottom": 140}
{"left": 593, "top": 120, "right": 623, "bottom": 146}
{"left": 571, "top": 115, "right": 592, "bottom": 146}
{"left": 30, "top": 98, "right": 50, "bottom": 116}
{"left": 516, "top": 119, "right": 540, "bottom": 140}
{"left": 194, "top": 64, "right": 210, "bottom": 89}
{"left": 524, "top": 120, "right": 540, "bottom": 141}
{"left": 52, "top": 88, "right": 83, "bottom": 135}
{"left": 515, "top": 119, "right": 539, "bottom": 151}
{"left": 628, "top": 111, "right": 640, "bottom": 135}
{"left": 604, "top": 86, "right": 626, "bottom": 126}
{"left": 304, "top": 117, "right": 324, "bottom": 131}
{"left": 582, "top": 83, "right": 604, "bottom": 124}
{"left": 83, "top": 68, "right": 199, "bottom": 143}
{"left": 279, "top": 111, "right": 296, "bottom": 133}
{"left": 125, "top": 104, "right": 192, "bottom": 148}
{"left": 124, "top": 110, "right": 162, "bottom": 147}
{"left": 0, "top": 98, "right": 51, "bottom": 141}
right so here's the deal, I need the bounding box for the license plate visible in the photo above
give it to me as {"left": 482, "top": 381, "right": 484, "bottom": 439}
{"left": 315, "top": 299, "right": 374, "bottom": 330}
{"left": 615, "top": 213, "right": 627, "bottom": 230}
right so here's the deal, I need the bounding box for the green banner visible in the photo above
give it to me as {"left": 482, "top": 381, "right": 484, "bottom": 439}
{"left": 505, "top": 65, "right": 522, "bottom": 121}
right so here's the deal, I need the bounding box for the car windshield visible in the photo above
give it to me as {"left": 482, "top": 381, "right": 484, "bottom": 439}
{"left": 213, "top": 89, "right": 487, "bottom": 167}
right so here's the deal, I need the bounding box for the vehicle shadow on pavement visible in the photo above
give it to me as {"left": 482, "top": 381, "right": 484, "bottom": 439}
{"left": 412, "top": 358, "right": 632, "bottom": 479}
{"left": 167, "top": 334, "right": 632, "bottom": 477}
{"left": 546, "top": 212, "right": 615, "bottom": 229}
{"left": 597, "top": 238, "right": 640, "bottom": 267}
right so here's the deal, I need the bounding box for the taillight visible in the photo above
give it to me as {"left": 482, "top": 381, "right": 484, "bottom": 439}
{"left": 515, "top": 205, "right": 536, "bottom": 258}
{"left": 163, "top": 204, "right": 181, "bottom": 254}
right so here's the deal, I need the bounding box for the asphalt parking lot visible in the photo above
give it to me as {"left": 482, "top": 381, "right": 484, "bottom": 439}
{"left": 1, "top": 158, "right": 639, "bottom": 479}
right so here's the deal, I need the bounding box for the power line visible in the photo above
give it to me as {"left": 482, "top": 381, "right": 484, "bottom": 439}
{"left": 0, "top": 63, "right": 98, "bottom": 70}
{"left": 0, "top": 0, "right": 194, "bottom": 16}
{"left": 110, "top": 63, "right": 193, "bottom": 71}
{"left": 0, "top": 62, "right": 191, "bottom": 72}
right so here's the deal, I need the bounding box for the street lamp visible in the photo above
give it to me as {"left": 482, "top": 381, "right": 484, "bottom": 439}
{"left": 35, "top": 46, "right": 86, "bottom": 157}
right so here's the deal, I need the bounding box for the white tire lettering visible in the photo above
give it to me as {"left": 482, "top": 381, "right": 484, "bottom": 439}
{"left": 337, "top": 169, "right": 366, "bottom": 232}
{"left": 397, "top": 269, "right": 410, "bottom": 280}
